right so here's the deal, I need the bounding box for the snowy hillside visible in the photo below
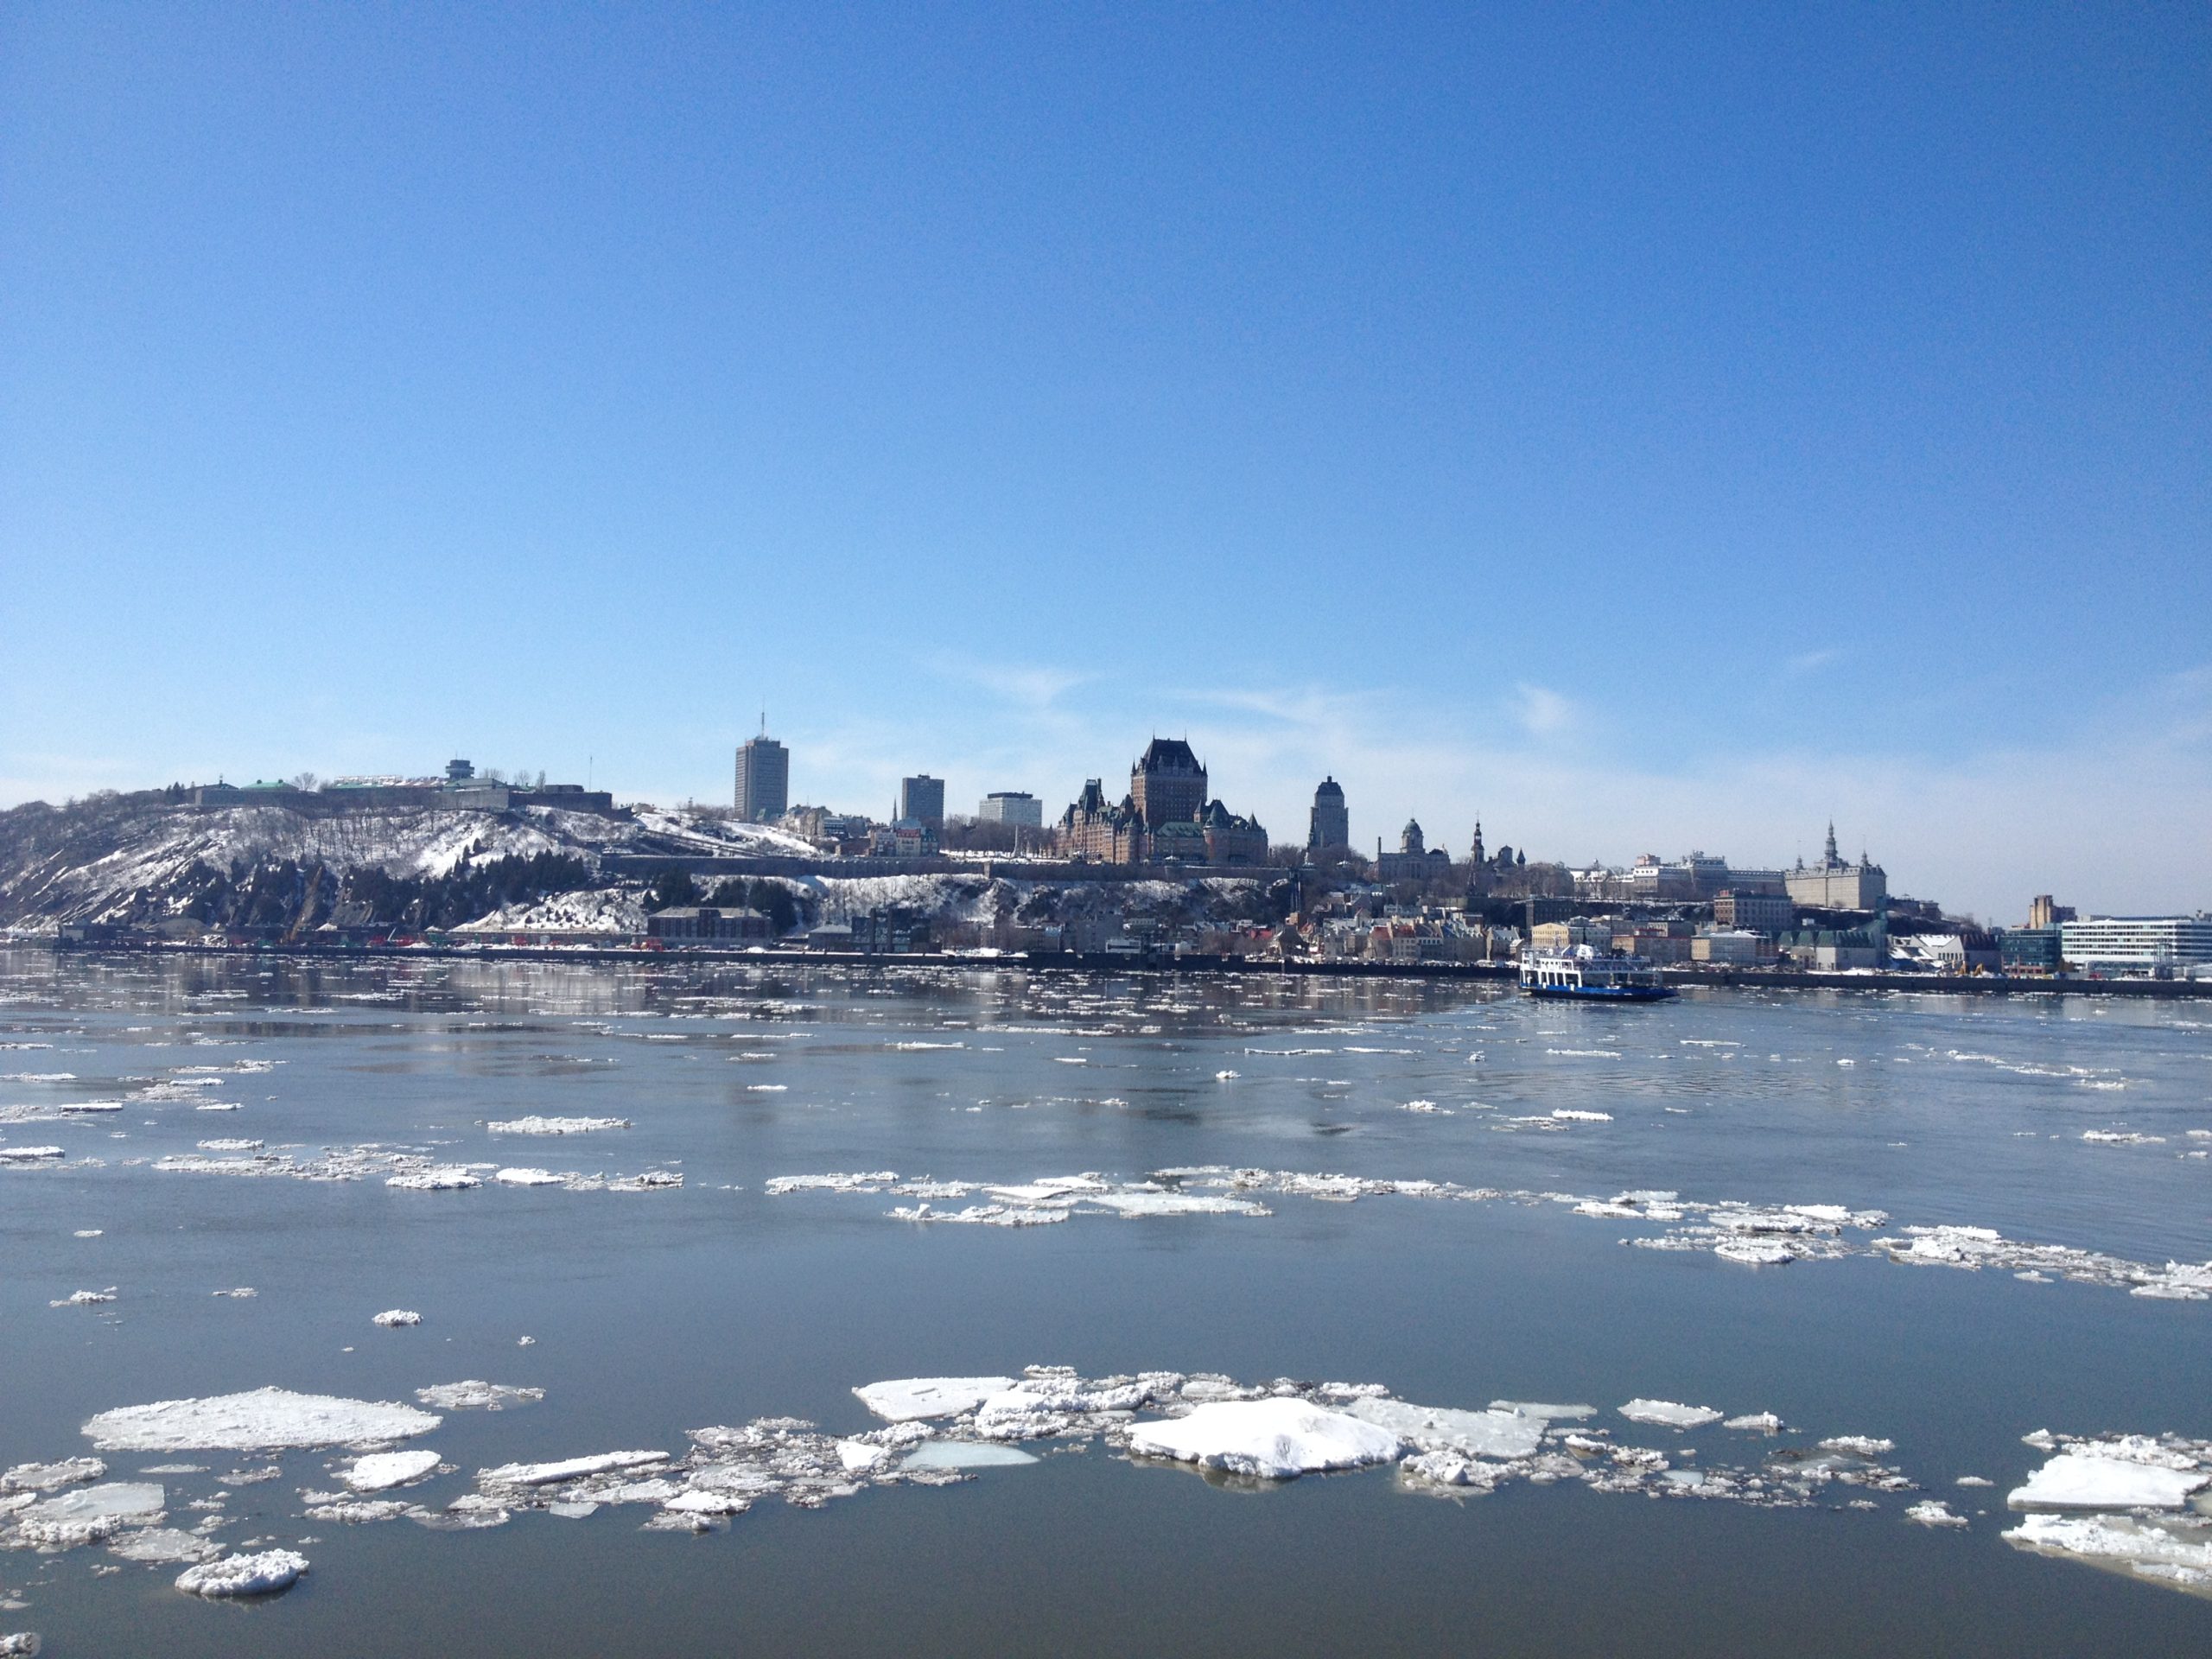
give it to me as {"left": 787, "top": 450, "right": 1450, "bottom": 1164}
{"left": 0, "top": 794, "right": 804, "bottom": 933}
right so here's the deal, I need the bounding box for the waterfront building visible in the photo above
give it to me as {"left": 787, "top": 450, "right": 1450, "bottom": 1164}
{"left": 2059, "top": 915, "right": 2212, "bottom": 974}
{"left": 1057, "top": 740, "right": 1267, "bottom": 866}
{"left": 898, "top": 774, "right": 945, "bottom": 828}
{"left": 1307, "top": 779, "right": 1350, "bottom": 853}
{"left": 646, "top": 906, "right": 772, "bottom": 944}
{"left": 1713, "top": 889, "right": 1795, "bottom": 933}
{"left": 1692, "top": 928, "right": 1771, "bottom": 966}
{"left": 735, "top": 730, "right": 790, "bottom": 823}
{"left": 978, "top": 791, "right": 1044, "bottom": 829}
{"left": 1785, "top": 824, "right": 1887, "bottom": 911}
{"left": 1999, "top": 926, "right": 2064, "bottom": 973}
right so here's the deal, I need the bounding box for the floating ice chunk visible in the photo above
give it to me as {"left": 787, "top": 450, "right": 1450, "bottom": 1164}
{"left": 17, "top": 1483, "right": 165, "bottom": 1548}
{"left": 0, "top": 1147, "right": 65, "bottom": 1162}
{"left": 661, "top": 1489, "right": 748, "bottom": 1516}
{"left": 1618, "top": 1401, "right": 1723, "bottom": 1429}
{"left": 546, "top": 1501, "right": 599, "bottom": 1519}
{"left": 304, "top": 1498, "right": 407, "bottom": 1524}
{"left": 84, "top": 1388, "right": 441, "bottom": 1452}
{"left": 1128, "top": 1398, "right": 1403, "bottom": 1480}
{"left": 1714, "top": 1241, "right": 1796, "bottom": 1266}
{"left": 888, "top": 1203, "right": 1066, "bottom": 1225}
{"left": 341, "top": 1451, "right": 441, "bottom": 1491}
{"left": 902, "top": 1440, "right": 1039, "bottom": 1471}
{"left": 766, "top": 1172, "right": 899, "bottom": 1195}
{"left": 1724, "top": 1414, "right": 1785, "bottom": 1433}
{"left": 1340, "top": 1399, "right": 1544, "bottom": 1460}
{"left": 196, "top": 1139, "right": 261, "bottom": 1153}
{"left": 2005, "top": 1511, "right": 2212, "bottom": 1591}
{"left": 493, "top": 1167, "right": 569, "bottom": 1185}
{"left": 836, "top": 1440, "right": 893, "bottom": 1473}
{"left": 1215, "top": 1071, "right": 1239, "bottom": 1081}
{"left": 477, "top": 1451, "right": 664, "bottom": 1487}
{"left": 372, "top": 1310, "right": 422, "bottom": 1328}
{"left": 1489, "top": 1402, "right": 1595, "bottom": 1421}
{"left": 1086, "top": 1192, "right": 1270, "bottom": 1217}
{"left": 2010, "top": 1452, "right": 2210, "bottom": 1511}
{"left": 0, "top": 1634, "right": 35, "bottom": 1656}
{"left": 49, "top": 1288, "right": 116, "bottom": 1306}
{"left": 1907, "top": 1500, "right": 1968, "bottom": 1529}
{"left": 175, "top": 1548, "right": 308, "bottom": 1598}
{"left": 3, "top": 1459, "right": 105, "bottom": 1493}
{"left": 385, "top": 1166, "right": 480, "bottom": 1191}
{"left": 1956, "top": 1475, "right": 1993, "bottom": 1487}
{"left": 854, "top": 1378, "right": 1017, "bottom": 1422}
{"left": 414, "top": 1382, "right": 544, "bottom": 1411}
{"left": 108, "top": 1527, "right": 218, "bottom": 1562}
{"left": 486, "top": 1116, "right": 629, "bottom": 1135}
{"left": 2082, "top": 1130, "right": 2164, "bottom": 1146}
{"left": 212, "top": 1287, "right": 256, "bottom": 1299}
{"left": 1552, "top": 1109, "right": 1612, "bottom": 1122}
{"left": 893, "top": 1041, "right": 965, "bottom": 1051}
{"left": 1821, "top": 1436, "right": 1897, "bottom": 1458}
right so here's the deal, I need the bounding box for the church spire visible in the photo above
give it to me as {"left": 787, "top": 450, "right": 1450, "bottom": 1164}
{"left": 1824, "top": 821, "right": 1840, "bottom": 865}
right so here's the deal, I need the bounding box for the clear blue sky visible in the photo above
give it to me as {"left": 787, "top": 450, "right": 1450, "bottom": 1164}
{"left": 3, "top": 3, "right": 2206, "bottom": 917}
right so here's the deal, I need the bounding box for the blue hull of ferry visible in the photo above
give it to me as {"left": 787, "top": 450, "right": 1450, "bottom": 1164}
{"left": 1524, "top": 983, "right": 1677, "bottom": 1001}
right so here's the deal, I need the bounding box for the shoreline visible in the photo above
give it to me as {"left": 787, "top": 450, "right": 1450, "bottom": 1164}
{"left": 12, "top": 936, "right": 2211, "bottom": 998}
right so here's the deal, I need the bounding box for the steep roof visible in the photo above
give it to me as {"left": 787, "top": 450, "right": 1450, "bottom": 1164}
{"left": 1137, "top": 737, "right": 1204, "bottom": 773}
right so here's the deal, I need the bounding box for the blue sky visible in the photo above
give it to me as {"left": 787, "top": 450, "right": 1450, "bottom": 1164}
{"left": 3, "top": 3, "right": 2206, "bottom": 918}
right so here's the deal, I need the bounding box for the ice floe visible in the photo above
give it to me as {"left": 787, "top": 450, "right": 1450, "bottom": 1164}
{"left": 1128, "top": 1398, "right": 1404, "bottom": 1480}
{"left": 83, "top": 1388, "right": 441, "bottom": 1452}
{"left": 372, "top": 1309, "right": 423, "bottom": 1328}
{"left": 855, "top": 1378, "right": 1017, "bottom": 1421}
{"left": 175, "top": 1548, "right": 308, "bottom": 1598}
{"left": 2005, "top": 1512, "right": 2212, "bottom": 1595}
{"left": 12, "top": 1484, "right": 164, "bottom": 1549}
{"left": 340, "top": 1451, "right": 442, "bottom": 1491}
{"left": 1905, "top": 1499, "right": 1968, "bottom": 1528}
{"left": 902, "top": 1440, "right": 1039, "bottom": 1470}
{"left": 414, "top": 1382, "right": 544, "bottom": 1411}
{"left": 486, "top": 1116, "right": 630, "bottom": 1135}
{"left": 2009, "top": 1442, "right": 2210, "bottom": 1511}
{"left": 1619, "top": 1401, "right": 1723, "bottom": 1428}
{"left": 478, "top": 1451, "right": 667, "bottom": 1487}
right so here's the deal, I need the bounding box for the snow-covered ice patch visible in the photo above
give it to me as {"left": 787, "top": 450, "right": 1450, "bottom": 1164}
{"left": 486, "top": 1116, "right": 629, "bottom": 1135}
{"left": 1619, "top": 1401, "right": 1723, "bottom": 1429}
{"left": 854, "top": 1378, "right": 1016, "bottom": 1422}
{"left": 341, "top": 1450, "right": 442, "bottom": 1491}
{"left": 372, "top": 1309, "right": 422, "bottom": 1328}
{"left": 415, "top": 1382, "right": 544, "bottom": 1412}
{"left": 1128, "top": 1398, "right": 1403, "bottom": 1480}
{"left": 83, "top": 1388, "right": 440, "bottom": 1452}
{"left": 175, "top": 1548, "right": 308, "bottom": 1598}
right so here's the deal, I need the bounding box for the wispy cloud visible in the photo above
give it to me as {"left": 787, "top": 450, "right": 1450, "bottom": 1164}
{"left": 921, "top": 654, "right": 1091, "bottom": 710}
{"left": 1510, "top": 683, "right": 1576, "bottom": 737}
{"left": 1784, "top": 648, "right": 1841, "bottom": 676}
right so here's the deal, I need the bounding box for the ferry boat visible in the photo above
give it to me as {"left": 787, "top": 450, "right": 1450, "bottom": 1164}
{"left": 1519, "top": 950, "right": 1677, "bottom": 1001}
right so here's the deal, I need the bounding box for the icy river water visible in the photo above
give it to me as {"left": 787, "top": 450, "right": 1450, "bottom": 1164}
{"left": 3, "top": 947, "right": 2211, "bottom": 1656}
